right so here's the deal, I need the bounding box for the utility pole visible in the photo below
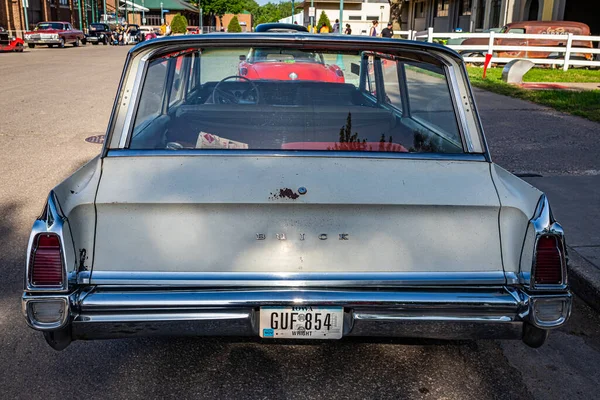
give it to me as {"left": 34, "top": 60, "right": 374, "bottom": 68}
{"left": 160, "top": 2, "right": 164, "bottom": 25}
{"left": 22, "top": 0, "right": 29, "bottom": 31}
{"left": 142, "top": 0, "right": 145, "bottom": 25}
{"left": 91, "top": 0, "right": 95, "bottom": 23}
{"left": 103, "top": 0, "right": 106, "bottom": 22}
{"left": 339, "top": 0, "right": 343, "bottom": 34}
{"left": 199, "top": 1, "right": 203, "bottom": 33}
{"left": 291, "top": 0, "right": 294, "bottom": 23}
{"left": 77, "top": 0, "right": 83, "bottom": 29}
{"left": 310, "top": 0, "right": 314, "bottom": 32}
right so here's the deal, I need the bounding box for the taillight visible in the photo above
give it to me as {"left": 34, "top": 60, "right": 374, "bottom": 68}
{"left": 29, "top": 233, "right": 63, "bottom": 287}
{"left": 240, "top": 67, "right": 248, "bottom": 76}
{"left": 534, "top": 235, "right": 563, "bottom": 285}
{"left": 335, "top": 69, "right": 344, "bottom": 77}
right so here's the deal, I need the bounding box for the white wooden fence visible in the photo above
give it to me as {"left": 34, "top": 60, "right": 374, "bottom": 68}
{"left": 412, "top": 28, "right": 600, "bottom": 71}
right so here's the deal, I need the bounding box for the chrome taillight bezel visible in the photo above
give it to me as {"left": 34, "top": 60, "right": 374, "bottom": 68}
{"left": 25, "top": 192, "right": 69, "bottom": 292}
{"left": 528, "top": 194, "right": 568, "bottom": 291}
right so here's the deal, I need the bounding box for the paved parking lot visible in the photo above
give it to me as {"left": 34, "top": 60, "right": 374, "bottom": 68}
{"left": 1, "top": 45, "right": 600, "bottom": 399}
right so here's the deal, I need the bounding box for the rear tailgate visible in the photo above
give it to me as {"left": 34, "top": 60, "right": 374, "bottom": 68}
{"left": 91, "top": 155, "right": 503, "bottom": 279}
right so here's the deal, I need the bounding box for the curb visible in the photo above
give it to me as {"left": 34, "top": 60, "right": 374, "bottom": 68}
{"left": 567, "top": 246, "right": 600, "bottom": 313}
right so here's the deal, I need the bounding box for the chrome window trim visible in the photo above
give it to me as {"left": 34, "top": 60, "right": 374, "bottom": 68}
{"left": 81, "top": 270, "right": 510, "bottom": 287}
{"left": 108, "top": 39, "right": 487, "bottom": 157}
{"left": 528, "top": 194, "right": 568, "bottom": 291}
{"left": 118, "top": 53, "right": 150, "bottom": 148}
{"left": 25, "top": 192, "right": 70, "bottom": 292}
{"left": 446, "top": 65, "right": 475, "bottom": 152}
{"left": 104, "top": 149, "right": 487, "bottom": 161}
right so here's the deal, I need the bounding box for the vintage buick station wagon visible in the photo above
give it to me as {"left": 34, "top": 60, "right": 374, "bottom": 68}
{"left": 23, "top": 28, "right": 571, "bottom": 350}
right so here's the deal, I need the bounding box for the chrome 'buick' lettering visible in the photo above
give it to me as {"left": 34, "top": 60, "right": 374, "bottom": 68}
{"left": 255, "top": 233, "right": 349, "bottom": 240}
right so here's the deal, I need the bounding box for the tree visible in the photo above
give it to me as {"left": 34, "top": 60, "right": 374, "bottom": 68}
{"left": 171, "top": 14, "right": 188, "bottom": 34}
{"left": 316, "top": 11, "right": 332, "bottom": 33}
{"left": 388, "top": 0, "right": 405, "bottom": 30}
{"left": 190, "top": 0, "right": 246, "bottom": 28}
{"left": 227, "top": 16, "right": 242, "bottom": 32}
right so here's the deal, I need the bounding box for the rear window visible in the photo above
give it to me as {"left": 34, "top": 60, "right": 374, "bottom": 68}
{"left": 129, "top": 46, "right": 464, "bottom": 154}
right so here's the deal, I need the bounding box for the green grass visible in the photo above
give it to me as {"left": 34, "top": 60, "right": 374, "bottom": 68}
{"left": 467, "top": 67, "right": 600, "bottom": 83}
{"left": 467, "top": 68, "right": 600, "bottom": 122}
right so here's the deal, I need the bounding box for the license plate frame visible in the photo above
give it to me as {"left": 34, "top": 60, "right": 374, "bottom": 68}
{"left": 259, "top": 306, "right": 344, "bottom": 339}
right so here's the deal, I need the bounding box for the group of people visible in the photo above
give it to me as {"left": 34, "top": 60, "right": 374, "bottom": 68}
{"left": 312, "top": 19, "right": 394, "bottom": 38}
{"left": 368, "top": 20, "right": 395, "bottom": 38}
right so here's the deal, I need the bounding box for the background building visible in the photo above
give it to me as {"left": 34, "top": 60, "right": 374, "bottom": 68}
{"left": 298, "top": 0, "right": 390, "bottom": 35}
{"left": 402, "top": 0, "right": 599, "bottom": 34}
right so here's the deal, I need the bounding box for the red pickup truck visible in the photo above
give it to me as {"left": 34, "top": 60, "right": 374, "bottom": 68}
{"left": 24, "top": 21, "right": 85, "bottom": 49}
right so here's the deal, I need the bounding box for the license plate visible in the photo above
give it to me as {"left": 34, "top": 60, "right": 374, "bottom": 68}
{"left": 259, "top": 306, "right": 344, "bottom": 339}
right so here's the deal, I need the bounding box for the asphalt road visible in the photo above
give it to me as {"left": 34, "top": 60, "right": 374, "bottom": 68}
{"left": 1, "top": 45, "right": 600, "bottom": 400}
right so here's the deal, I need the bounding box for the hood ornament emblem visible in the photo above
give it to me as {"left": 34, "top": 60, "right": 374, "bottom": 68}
{"left": 289, "top": 72, "right": 298, "bottom": 80}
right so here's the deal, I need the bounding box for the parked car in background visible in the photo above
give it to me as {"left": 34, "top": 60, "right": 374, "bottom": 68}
{"left": 22, "top": 28, "right": 571, "bottom": 351}
{"left": 24, "top": 21, "right": 85, "bottom": 48}
{"left": 86, "top": 23, "right": 111, "bottom": 45}
{"left": 124, "top": 24, "right": 141, "bottom": 45}
{"left": 239, "top": 48, "right": 345, "bottom": 82}
{"left": 0, "top": 26, "right": 24, "bottom": 52}
{"left": 461, "top": 21, "right": 594, "bottom": 60}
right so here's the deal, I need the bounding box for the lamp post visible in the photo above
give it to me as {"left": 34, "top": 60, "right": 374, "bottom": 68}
{"left": 142, "top": 0, "right": 145, "bottom": 25}
{"left": 160, "top": 2, "right": 164, "bottom": 25}
{"left": 103, "top": 0, "right": 106, "bottom": 22}
{"left": 91, "top": 0, "right": 96, "bottom": 23}
{"left": 291, "top": 0, "right": 294, "bottom": 23}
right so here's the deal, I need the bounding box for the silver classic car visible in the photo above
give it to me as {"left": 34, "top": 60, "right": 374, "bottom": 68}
{"left": 22, "top": 29, "right": 571, "bottom": 350}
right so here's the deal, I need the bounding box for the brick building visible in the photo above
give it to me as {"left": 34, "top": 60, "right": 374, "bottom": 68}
{"left": 1, "top": 0, "right": 120, "bottom": 36}
{"left": 215, "top": 11, "right": 252, "bottom": 32}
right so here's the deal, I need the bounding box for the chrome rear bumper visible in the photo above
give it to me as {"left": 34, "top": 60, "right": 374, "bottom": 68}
{"left": 23, "top": 286, "right": 571, "bottom": 347}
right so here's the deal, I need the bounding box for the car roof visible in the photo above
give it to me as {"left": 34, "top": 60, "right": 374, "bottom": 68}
{"left": 129, "top": 33, "right": 462, "bottom": 62}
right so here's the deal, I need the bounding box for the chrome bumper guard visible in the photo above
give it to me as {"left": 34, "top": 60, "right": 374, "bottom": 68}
{"left": 22, "top": 286, "right": 571, "bottom": 342}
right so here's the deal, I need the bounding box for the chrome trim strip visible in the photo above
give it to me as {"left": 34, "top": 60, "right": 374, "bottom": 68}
{"left": 529, "top": 194, "right": 568, "bottom": 291}
{"left": 83, "top": 271, "right": 510, "bottom": 287}
{"left": 105, "top": 149, "right": 487, "bottom": 161}
{"left": 77, "top": 311, "right": 251, "bottom": 323}
{"left": 79, "top": 288, "right": 521, "bottom": 310}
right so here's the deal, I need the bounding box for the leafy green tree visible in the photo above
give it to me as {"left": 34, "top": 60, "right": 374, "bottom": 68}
{"left": 227, "top": 16, "right": 243, "bottom": 32}
{"left": 171, "top": 14, "right": 188, "bottom": 34}
{"left": 317, "top": 11, "right": 332, "bottom": 32}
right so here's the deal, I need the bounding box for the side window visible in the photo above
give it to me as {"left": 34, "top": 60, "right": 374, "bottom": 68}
{"left": 404, "top": 63, "right": 460, "bottom": 143}
{"left": 134, "top": 59, "right": 168, "bottom": 124}
{"left": 508, "top": 28, "right": 525, "bottom": 34}
{"left": 381, "top": 60, "right": 402, "bottom": 112}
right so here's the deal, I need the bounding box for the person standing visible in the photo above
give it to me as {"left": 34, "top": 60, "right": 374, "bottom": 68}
{"left": 369, "top": 20, "right": 378, "bottom": 37}
{"left": 381, "top": 22, "right": 393, "bottom": 38}
{"left": 333, "top": 19, "right": 340, "bottom": 33}
{"left": 165, "top": 22, "right": 172, "bottom": 36}
{"left": 320, "top": 23, "right": 330, "bottom": 34}
{"left": 345, "top": 24, "right": 352, "bottom": 35}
